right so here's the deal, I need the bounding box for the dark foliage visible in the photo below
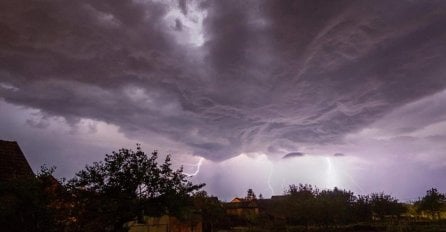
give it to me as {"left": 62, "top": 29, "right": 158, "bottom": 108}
{"left": 192, "top": 191, "right": 227, "bottom": 232}
{"left": 0, "top": 166, "right": 68, "bottom": 232}
{"left": 369, "top": 192, "right": 406, "bottom": 220}
{"left": 246, "top": 188, "right": 257, "bottom": 201}
{"left": 67, "top": 145, "right": 205, "bottom": 231}
{"left": 266, "top": 184, "right": 408, "bottom": 229}
{"left": 1, "top": 144, "right": 444, "bottom": 232}
{"left": 415, "top": 188, "right": 446, "bottom": 220}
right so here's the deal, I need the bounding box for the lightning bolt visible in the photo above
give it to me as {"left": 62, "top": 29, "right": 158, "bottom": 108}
{"left": 267, "top": 163, "right": 275, "bottom": 195}
{"left": 336, "top": 165, "right": 365, "bottom": 193}
{"left": 326, "top": 157, "right": 365, "bottom": 193}
{"left": 184, "top": 157, "right": 204, "bottom": 177}
{"left": 326, "top": 157, "right": 337, "bottom": 188}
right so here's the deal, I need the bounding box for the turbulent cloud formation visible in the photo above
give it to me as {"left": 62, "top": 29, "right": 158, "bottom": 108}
{"left": 1, "top": 0, "right": 446, "bottom": 198}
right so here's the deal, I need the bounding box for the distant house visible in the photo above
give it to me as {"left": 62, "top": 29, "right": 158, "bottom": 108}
{"left": 0, "top": 140, "right": 34, "bottom": 181}
{"left": 126, "top": 215, "right": 202, "bottom": 232}
{"left": 225, "top": 197, "right": 260, "bottom": 217}
{"left": 224, "top": 196, "right": 288, "bottom": 227}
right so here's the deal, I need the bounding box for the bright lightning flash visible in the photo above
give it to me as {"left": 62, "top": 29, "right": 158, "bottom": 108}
{"left": 326, "top": 157, "right": 338, "bottom": 188}
{"left": 184, "top": 157, "right": 204, "bottom": 177}
{"left": 267, "top": 163, "right": 275, "bottom": 195}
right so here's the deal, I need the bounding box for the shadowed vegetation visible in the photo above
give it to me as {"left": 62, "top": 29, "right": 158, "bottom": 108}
{"left": 1, "top": 146, "right": 446, "bottom": 232}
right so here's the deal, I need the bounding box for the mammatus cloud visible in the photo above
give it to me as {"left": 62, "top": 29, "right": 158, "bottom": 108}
{"left": 1, "top": 0, "right": 446, "bottom": 199}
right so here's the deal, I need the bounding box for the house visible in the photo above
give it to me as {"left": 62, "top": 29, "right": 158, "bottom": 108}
{"left": 126, "top": 215, "right": 202, "bottom": 232}
{"left": 225, "top": 197, "right": 260, "bottom": 217}
{"left": 223, "top": 196, "right": 289, "bottom": 228}
{"left": 0, "top": 140, "right": 34, "bottom": 181}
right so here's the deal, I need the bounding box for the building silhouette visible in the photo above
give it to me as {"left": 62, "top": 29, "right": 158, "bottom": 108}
{"left": 0, "top": 140, "right": 34, "bottom": 181}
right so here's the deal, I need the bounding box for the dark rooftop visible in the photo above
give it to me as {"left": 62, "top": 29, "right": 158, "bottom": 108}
{"left": 0, "top": 140, "right": 34, "bottom": 181}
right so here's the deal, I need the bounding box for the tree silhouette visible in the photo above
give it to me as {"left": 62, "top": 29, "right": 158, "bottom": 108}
{"left": 68, "top": 145, "right": 205, "bottom": 231}
{"left": 0, "top": 166, "right": 68, "bottom": 232}
{"left": 315, "top": 187, "right": 356, "bottom": 226}
{"left": 416, "top": 188, "right": 445, "bottom": 220}
{"left": 192, "top": 191, "right": 226, "bottom": 232}
{"left": 282, "top": 184, "right": 318, "bottom": 228}
{"left": 352, "top": 195, "right": 372, "bottom": 222}
{"left": 369, "top": 192, "right": 406, "bottom": 220}
{"left": 246, "top": 188, "right": 257, "bottom": 201}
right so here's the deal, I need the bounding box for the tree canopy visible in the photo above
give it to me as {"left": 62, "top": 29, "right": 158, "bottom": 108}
{"left": 2, "top": 144, "right": 446, "bottom": 232}
{"left": 245, "top": 188, "right": 257, "bottom": 201}
{"left": 68, "top": 145, "right": 205, "bottom": 231}
{"left": 416, "top": 188, "right": 446, "bottom": 220}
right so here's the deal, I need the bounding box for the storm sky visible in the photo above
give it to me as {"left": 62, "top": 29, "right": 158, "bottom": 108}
{"left": 1, "top": 0, "right": 446, "bottom": 201}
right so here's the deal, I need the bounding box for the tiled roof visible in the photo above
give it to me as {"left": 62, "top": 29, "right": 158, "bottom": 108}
{"left": 0, "top": 140, "right": 34, "bottom": 181}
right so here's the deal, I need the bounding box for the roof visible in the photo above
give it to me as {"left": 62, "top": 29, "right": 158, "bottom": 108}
{"left": 0, "top": 140, "right": 34, "bottom": 181}
{"left": 231, "top": 197, "right": 244, "bottom": 203}
{"left": 225, "top": 198, "right": 260, "bottom": 209}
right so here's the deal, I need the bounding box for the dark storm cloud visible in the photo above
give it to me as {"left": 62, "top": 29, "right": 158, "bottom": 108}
{"left": 1, "top": 0, "right": 446, "bottom": 161}
{"left": 174, "top": 19, "right": 183, "bottom": 31}
{"left": 283, "top": 152, "right": 305, "bottom": 159}
{"left": 178, "top": 0, "right": 188, "bottom": 15}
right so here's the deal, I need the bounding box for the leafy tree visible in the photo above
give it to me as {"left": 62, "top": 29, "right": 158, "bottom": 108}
{"left": 268, "top": 185, "right": 407, "bottom": 227}
{"left": 315, "top": 187, "right": 356, "bottom": 226}
{"left": 370, "top": 192, "right": 406, "bottom": 220}
{"left": 68, "top": 145, "right": 205, "bottom": 232}
{"left": 287, "top": 184, "right": 317, "bottom": 197}
{"left": 246, "top": 188, "right": 257, "bottom": 201}
{"left": 192, "top": 191, "right": 226, "bottom": 232}
{"left": 0, "top": 166, "right": 67, "bottom": 232}
{"left": 352, "top": 195, "right": 373, "bottom": 222}
{"left": 416, "top": 188, "right": 445, "bottom": 220}
{"left": 281, "top": 184, "right": 318, "bottom": 227}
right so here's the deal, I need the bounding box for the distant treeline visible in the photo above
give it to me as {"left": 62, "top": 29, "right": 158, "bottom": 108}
{"left": 227, "top": 185, "right": 446, "bottom": 230}
{"left": 0, "top": 145, "right": 445, "bottom": 232}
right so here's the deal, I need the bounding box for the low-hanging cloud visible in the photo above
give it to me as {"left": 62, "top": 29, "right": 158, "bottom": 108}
{"left": 282, "top": 152, "right": 305, "bottom": 159}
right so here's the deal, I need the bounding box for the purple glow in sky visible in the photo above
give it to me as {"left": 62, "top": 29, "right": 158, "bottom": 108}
{"left": 1, "top": 0, "right": 446, "bottom": 201}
